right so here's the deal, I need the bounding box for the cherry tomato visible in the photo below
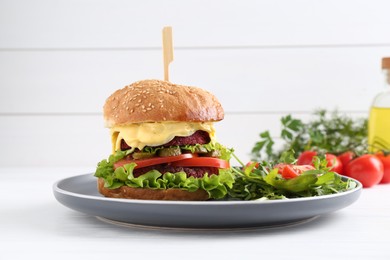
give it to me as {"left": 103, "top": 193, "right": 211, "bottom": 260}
{"left": 297, "top": 151, "right": 343, "bottom": 174}
{"left": 345, "top": 154, "right": 384, "bottom": 188}
{"left": 325, "top": 154, "right": 343, "bottom": 174}
{"left": 171, "top": 157, "right": 230, "bottom": 169}
{"left": 275, "top": 163, "right": 315, "bottom": 179}
{"left": 245, "top": 161, "right": 259, "bottom": 169}
{"left": 297, "top": 151, "right": 318, "bottom": 165}
{"left": 375, "top": 153, "right": 390, "bottom": 184}
{"left": 114, "top": 153, "right": 194, "bottom": 169}
{"left": 337, "top": 151, "right": 355, "bottom": 174}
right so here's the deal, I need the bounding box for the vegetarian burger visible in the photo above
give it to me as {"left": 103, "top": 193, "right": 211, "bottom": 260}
{"left": 94, "top": 79, "right": 234, "bottom": 200}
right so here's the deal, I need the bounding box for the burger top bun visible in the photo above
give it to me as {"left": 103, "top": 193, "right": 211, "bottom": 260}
{"left": 103, "top": 79, "right": 224, "bottom": 127}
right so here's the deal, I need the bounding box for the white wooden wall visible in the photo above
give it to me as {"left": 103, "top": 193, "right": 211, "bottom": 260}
{"left": 1, "top": 0, "right": 390, "bottom": 167}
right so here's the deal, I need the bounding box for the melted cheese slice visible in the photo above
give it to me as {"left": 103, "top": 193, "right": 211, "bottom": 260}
{"left": 110, "top": 122, "right": 216, "bottom": 152}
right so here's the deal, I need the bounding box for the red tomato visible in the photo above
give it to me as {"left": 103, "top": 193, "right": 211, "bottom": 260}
{"left": 297, "top": 151, "right": 317, "bottom": 165}
{"left": 297, "top": 151, "right": 343, "bottom": 174}
{"left": 281, "top": 165, "right": 300, "bottom": 179}
{"left": 337, "top": 151, "right": 355, "bottom": 174}
{"left": 325, "top": 154, "right": 343, "bottom": 174}
{"left": 338, "top": 151, "right": 354, "bottom": 166}
{"left": 171, "top": 157, "right": 230, "bottom": 169}
{"left": 375, "top": 153, "right": 390, "bottom": 184}
{"left": 114, "top": 153, "right": 194, "bottom": 169}
{"left": 245, "top": 161, "right": 259, "bottom": 169}
{"left": 275, "top": 163, "right": 315, "bottom": 179}
{"left": 345, "top": 154, "right": 384, "bottom": 188}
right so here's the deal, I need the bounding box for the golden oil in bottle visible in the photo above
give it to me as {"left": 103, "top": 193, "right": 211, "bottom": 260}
{"left": 368, "top": 57, "right": 390, "bottom": 152}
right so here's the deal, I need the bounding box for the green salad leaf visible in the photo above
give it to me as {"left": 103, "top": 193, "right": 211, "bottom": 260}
{"left": 264, "top": 169, "right": 318, "bottom": 193}
{"left": 228, "top": 151, "right": 356, "bottom": 200}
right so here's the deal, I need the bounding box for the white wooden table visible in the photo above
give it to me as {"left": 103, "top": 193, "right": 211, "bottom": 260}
{"left": 2, "top": 167, "right": 389, "bottom": 260}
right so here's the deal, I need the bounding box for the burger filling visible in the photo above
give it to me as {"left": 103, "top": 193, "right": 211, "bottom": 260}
{"left": 95, "top": 123, "right": 234, "bottom": 199}
{"left": 117, "top": 131, "right": 225, "bottom": 178}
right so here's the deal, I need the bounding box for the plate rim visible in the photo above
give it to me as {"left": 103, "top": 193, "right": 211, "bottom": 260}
{"left": 94, "top": 215, "right": 320, "bottom": 231}
{"left": 53, "top": 173, "right": 362, "bottom": 206}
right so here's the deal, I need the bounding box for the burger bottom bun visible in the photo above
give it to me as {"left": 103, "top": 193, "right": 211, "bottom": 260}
{"left": 97, "top": 178, "right": 209, "bottom": 201}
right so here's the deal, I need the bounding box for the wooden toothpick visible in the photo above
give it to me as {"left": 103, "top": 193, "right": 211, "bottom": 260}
{"left": 162, "top": 26, "right": 174, "bottom": 81}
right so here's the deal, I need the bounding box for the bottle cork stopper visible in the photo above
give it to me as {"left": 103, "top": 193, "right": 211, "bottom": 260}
{"left": 382, "top": 57, "right": 390, "bottom": 69}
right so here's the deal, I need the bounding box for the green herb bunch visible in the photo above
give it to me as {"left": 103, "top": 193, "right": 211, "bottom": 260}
{"left": 251, "top": 110, "right": 368, "bottom": 161}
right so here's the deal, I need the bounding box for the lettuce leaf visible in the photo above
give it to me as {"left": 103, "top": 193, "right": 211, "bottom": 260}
{"left": 264, "top": 169, "right": 318, "bottom": 192}
{"left": 94, "top": 143, "right": 234, "bottom": 199}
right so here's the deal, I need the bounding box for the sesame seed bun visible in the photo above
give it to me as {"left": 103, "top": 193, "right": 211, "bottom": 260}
{"left": 103, "top": 79, "right": 224, "bottom": 127}
{"left": 97, "top": 178, "right": 209, "bottom": 201}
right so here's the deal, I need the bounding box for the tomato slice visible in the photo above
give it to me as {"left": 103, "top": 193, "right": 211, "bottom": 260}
{"left": 275, "top": 163, "right": 315, "bottom": 179}
{"left": 281, "top": 165, "right": 300, "bottom": 179}
{"left": 171, "top": 157, "right": 230, "bottom": 169}
{"left": 114, "top": 153, "right": 194, "bottom": 170}
{"left": 245, "top": 161, "right": 260, "bottom": 169}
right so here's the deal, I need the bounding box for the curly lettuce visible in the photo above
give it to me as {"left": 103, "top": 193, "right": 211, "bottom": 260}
{"left": 94, "top": 143, "right": 234, "bottom": 199}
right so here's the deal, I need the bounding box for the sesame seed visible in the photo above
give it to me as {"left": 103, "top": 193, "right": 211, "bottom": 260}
{"left": 146, "top": 107, "right": 151, "bottom": 111}
{"left": 142, "top": 109, "right": 147, "bottom": 112}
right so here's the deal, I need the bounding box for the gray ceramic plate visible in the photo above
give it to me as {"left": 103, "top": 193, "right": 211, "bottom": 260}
{"left": 53, "top": 173, "right": 362, "bottom": 229}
